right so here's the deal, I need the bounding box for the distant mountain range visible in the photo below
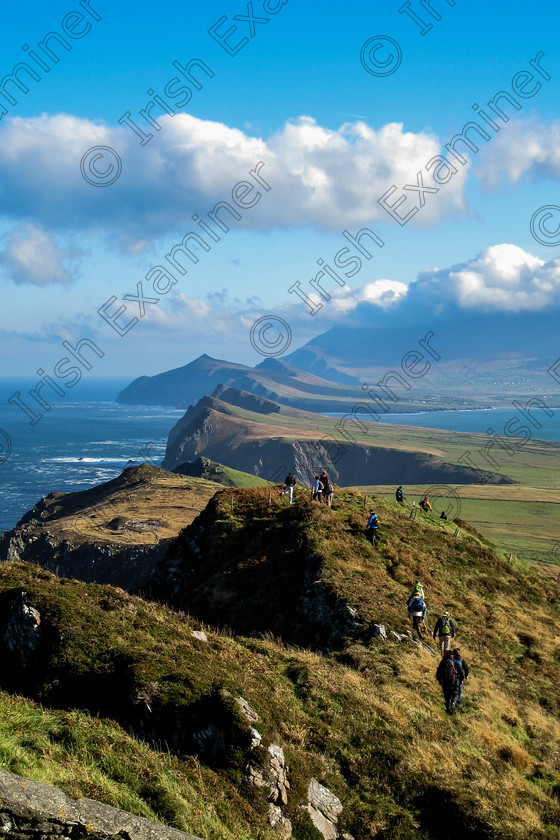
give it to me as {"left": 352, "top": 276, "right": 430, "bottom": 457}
{"left": 117, "top": 308, "right": 558, "bottom": 413}
{"left": 285, "top": 308, "right": 559, "bottom": 399}
{"left": 117, "top": 354, "right": 454, "bottom": 413}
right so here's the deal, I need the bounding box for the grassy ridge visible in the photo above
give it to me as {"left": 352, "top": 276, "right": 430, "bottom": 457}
{"left": 0, "top": 488, "right": 559, "bottom": 838}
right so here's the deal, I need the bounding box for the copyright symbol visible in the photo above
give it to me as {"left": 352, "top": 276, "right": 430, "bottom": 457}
{"left": 0, "top": 428, "right": 12, "bottom": 465}
{"left": 250, "top": 316, "right": 292, "bottom": 357}
{"left": 138, "top": 442, "right": 160, "bottom": 467}
{"left": 530, "top": 205, "right": 560, "bottom": 246}
{"left": 360, "top": 35, "right": 402, "bottom": 77}
{"left": 80, "top": 146, "right": 122, "bottom": 187}
{"left": 548, "top": 540, "right": 560, "bottom": 561}
{"left": 423, "top": 485, "right": 462, "bottom": 521}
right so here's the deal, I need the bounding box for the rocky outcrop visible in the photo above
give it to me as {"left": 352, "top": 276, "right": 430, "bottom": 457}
{"left": 4, "top": 590, "right": 42, "bottom": 670}
{"left": 298, "top": 567, "right": 361, "bottom": 651}
{"left": 0, "top": 523, "right": 165, "bottom": 591}
{"left": 0, "top": 769, "right": 202, "bottom": 839}
{"left": 303, "top": 779, "right": 344, "bottom": 840}
{"left": 247, "top": 743, "right": 291, "bottom": 809}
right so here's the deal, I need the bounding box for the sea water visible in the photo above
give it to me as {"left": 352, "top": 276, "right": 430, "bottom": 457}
{"left": 0, "top": 379, "right": 184, "bottom": 533}
{"left": 353, "top": 407, "right": 560, "bottom": 441}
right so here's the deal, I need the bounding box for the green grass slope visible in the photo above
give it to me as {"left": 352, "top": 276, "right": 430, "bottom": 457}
{"left": 173, "top": 456, "right": 272, "bottom": 488}
{"left": 0, "top": 488, "right": 559, "bottom": 839}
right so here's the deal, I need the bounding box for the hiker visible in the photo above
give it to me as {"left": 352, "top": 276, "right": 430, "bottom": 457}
{"left": 436, "top": 649, "right": 465, "bottom": 714}
{"left": 420, "top": 496, "right": 432, "bottom": 512}
{"left": 407, "top": 580, "right": 424, "bottom": 604}
{"left": 312, "top": 476, "right": 323, "bottom": 502}
{"left": 452, "top": 649, "right": 470, "bottom": 707}
{"left": 408, "top": 593, "right": 427, "bottom": 639}
{"left": 281, "top": 471, "right": 297, "bottom": 504}
{"left": 366, "top": 510, "right": 379, "bottom": 545}
{"left": 319, "top": 471, "right": 330, "bottom": 501}
{"left": 433, "top": 611, "right": 456, "bottom": 655}
{"left": 440, "top": 510, "right": 448, "bottom": 520}
{"left": 395, "top": 485, "right": 405, "bottom": 504}
{"left": 324, "top": 480, "right": 334, "bottom": 508}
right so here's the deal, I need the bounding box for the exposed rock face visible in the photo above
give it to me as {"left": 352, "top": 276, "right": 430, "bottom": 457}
{"left": 0, "top": 465, "right": 218, "bottom": 594}
{"left": 247, "top": 744, "right": 291, "bottom": 807}
{"left": 303, "top": 779, "right": 344, "bottom": 840}
{"left": 298, "top": 567, "right": 361, "bottom": 651}
{"left": 4, "top": 590, "right": 42, "bottom": 670}
{"left": 0, "top": 523, "right": 165, "bottom": 590}
{"left": 0, "top": 769, "right": 202, "bottom": 839}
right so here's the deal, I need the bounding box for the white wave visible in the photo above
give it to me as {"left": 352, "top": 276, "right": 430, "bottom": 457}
{"left": 41, "top": 457, "right": 132, "bottom": 464}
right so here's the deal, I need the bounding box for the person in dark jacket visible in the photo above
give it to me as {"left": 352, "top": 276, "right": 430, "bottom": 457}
{"left": 319, "top": 471, "right": 330, "bottom": 502}
{"left": 281, "top": 472, "right": 296, "bottom": 504}
{"left": 433, "top": 611, "right": 456, "bottom": 655}
{"left": 395, "top": 486, "right": 405, "bottom": 504}
{"left": 452, "top": 649, "right": 469, "bottom": 706}
{"left": 419, "top": 495, "right": 432, "bottom": 511}
{"left": 436, "top": 649, "right": 465, "bottom": 713}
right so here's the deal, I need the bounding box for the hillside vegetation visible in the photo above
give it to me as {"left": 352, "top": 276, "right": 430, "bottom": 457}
{"left": 0, "top": 486, "right": 559, "bottom": 839}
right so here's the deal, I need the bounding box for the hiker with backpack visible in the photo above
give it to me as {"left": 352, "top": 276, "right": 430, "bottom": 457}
{"left": 408, "top": 593, "right": 427, "bottom": 639}
{"left": 281, "top": 472, "right": 297, "bottom": 504}
{"left": 407, "top": 580, "right": 424, "bottom": 604}
{"left": 395, "top": 486, "right": 405, "bottom": 504}
{"left": 420, "top": 496, "right": 432, "bottom": 512}
{"left": 436, "top": 649, "right": 465, "bottom": 714}
{"left": 433, "top": 611, "right": 456, "bottom": 655}
{"left": 324, "top": 480, "right": 334, "bottom": 508}
{"left": 366, "top": 510, "right": 379, "bottom": 546}
{"left": 312, "top": 476, "right": 323, "bottom": 502}
{"left": 452, "top": 648, "right": 470, "bottom": 707}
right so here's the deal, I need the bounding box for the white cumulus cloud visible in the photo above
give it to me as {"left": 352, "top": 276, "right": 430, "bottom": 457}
{"left": 0, "top": 113, "right": 469, "bottom": 242}
{"left": 412, "top": 244, "right": 560, "bottom": 311}
{"left": 0, "top": 223, "right": 81, "bottom": 285}
{"left": 476, "top": 119, "right": 560, "bottom": 187}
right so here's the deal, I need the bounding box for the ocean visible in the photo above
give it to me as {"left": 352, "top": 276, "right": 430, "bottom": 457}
{"left": 0, "top": 379, "right": 184, "bottom": 534}
{"left": 0, "top": 378, "right": 558, "bottom": 534}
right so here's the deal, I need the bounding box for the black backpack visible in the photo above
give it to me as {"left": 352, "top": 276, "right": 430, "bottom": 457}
{"left": 443, "top": 657, "right": 457, "bottom": 683}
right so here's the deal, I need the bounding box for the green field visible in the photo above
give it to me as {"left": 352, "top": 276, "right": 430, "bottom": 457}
{"left": 356, "top": 484, "right": 560, "bottom": 569}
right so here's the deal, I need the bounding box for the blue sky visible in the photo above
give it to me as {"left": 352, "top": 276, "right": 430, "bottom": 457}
{"left": 1, "top": 0, "right": 559, "bottom": 385}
